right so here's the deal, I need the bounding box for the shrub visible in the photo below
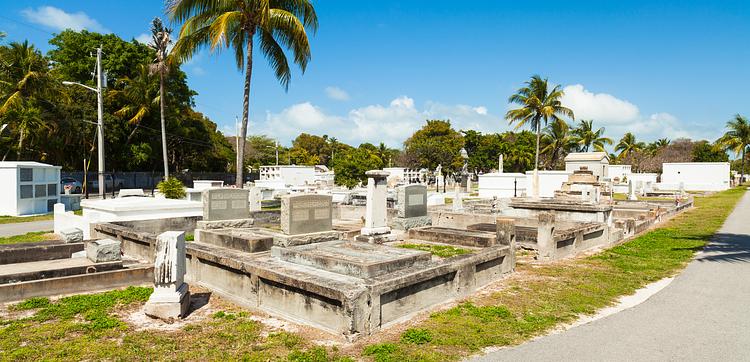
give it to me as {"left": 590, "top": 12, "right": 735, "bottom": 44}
{"left": 157, "top": 177, "right": 186, "bottom": 199}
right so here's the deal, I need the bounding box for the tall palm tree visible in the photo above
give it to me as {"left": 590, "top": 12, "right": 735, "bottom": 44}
{"left": 109, "top": 64, "right": 159, "bottom": 143}
{"left": 571, "top": 119, "right": 612, "bottom": 152}
{"left": 717, "top": 114, "right": 750, "bottom": 183}
{"left": 541, "top": 119, "right": 577, "bottom": 169}
{"left": 7, "top": 102, "right": 47, "bottom": 159}
{"left": 506, "top": 75, "right": 574, "bottom": 196}
{"left": 169, "top": 0, "right": 318, "bottom": 187}
{"left": 645, "top": 137, "right": 670, "bottom": 156}
{"left": 615, "top": 132, "right": 643, "bottom": 160}
{"left": 149, "top": 17, "right": 172, "bottom": 179}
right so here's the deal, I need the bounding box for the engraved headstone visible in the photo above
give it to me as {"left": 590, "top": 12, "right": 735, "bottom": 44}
{"left": 281, "top": 194, "right": 332, "bottom": 235}
{"left": 202, "top": 188, "right": 249, "bottom": 221}
{"left": 398, "top": 184, "right": 427, "bottom": 218}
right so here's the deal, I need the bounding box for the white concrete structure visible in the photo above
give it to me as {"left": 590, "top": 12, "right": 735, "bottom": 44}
{"left": 54, "top": 197, "right": 202, "bottom": 239}
{"left": 525, "top": 170, "right": 573, "bottom": 198}
{"left": 0, "top": 161, "right": 61, "bottom": 216}
{"left": 478, "top": 172, "right": 526, "bottom": 198}
{"left": 628, "top": 173, "right": 658, "bottom": 184}
{"left": 608, "top": 165, "right": 632, "bottom": 181}
{"left": 258, "top": 165, "right": 316, "bottom": 187}
{"left": 144, "top": 231, "right": 190, "bottom": 320}
{"left": 382, "top": 167, "right": 406, "bottom": 185}
{"left": 361, "top": 171, "right": 390, "bottom": 236}
{"left": 564, "top": 152, "right": 609, "bottom": 179}
{"left": 660, "top": 162, "right": 730, "bottom": 191}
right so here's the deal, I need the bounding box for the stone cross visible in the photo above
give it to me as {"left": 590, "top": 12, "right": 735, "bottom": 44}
{"left": 144, "top": 231, "right": 190, "bottom": 320}
{"left": 361, "top": 170, "right": 391, "bottom": 236}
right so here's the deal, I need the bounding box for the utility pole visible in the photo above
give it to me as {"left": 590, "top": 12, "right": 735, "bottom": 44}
{"left": 275, "top": 140, "right": 279, "bottom": 166}
{"left": 95, "top": 46, "right": 105, "bottom": 200}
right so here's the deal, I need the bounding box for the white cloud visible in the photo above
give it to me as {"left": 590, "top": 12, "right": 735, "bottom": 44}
{"left": 135, "top": 33, "right": 151, "bottom": 45}
{"left": 324, "top": 86, "right": 350, "bottom": 101}
{"left": 257, "top": 96, "right": 502, "bottom": 147}
{"left": 21, "top": 6, "right": 110, "bottom": 33}
{"left": 561, "top": 84, "right": 639, "bottom": 124}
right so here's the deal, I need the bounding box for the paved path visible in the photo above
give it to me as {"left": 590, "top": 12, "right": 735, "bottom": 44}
{"left": 472, "top": 191, "right": 750, "bottom": 362}
{"left": 0, "top": 220, "right": 54, "bottom": 237}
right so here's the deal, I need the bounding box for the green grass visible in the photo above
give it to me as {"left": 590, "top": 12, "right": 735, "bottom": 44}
{"left": 0, "top": 214, "right": 53, "bottom": 225}
{"left": 398, "top": 243, "right": 471, "bottom": 258}
{"left": 0, "top": 231, "right": 56, "bottom": 245}
{"left": 361, "top": 187, "right": 746, "bottom": 361}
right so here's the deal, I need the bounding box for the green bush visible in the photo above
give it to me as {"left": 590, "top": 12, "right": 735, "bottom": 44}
{"left": 157, "top": 177, "right": 186, "bottom": 199}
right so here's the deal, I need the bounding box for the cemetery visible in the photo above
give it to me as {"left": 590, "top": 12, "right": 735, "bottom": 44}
{"left": 0, "top": 152, "right": 700, "bottom": 342}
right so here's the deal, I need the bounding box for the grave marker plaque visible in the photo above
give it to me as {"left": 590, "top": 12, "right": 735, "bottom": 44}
{"left": 202, "top": 188, "right": 249, "bottom": 221}
{"left": 398, "top": 184, "right": 427, "bottom": 218}
{"left": 281, "top": 194, "right": 332, "bottom": 235}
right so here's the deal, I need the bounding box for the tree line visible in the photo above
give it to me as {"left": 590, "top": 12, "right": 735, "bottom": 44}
{"left": 0, "top": 30, "right": 234, "bottom": 173}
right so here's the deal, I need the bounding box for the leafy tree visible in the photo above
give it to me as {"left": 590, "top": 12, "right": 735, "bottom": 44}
{"left": 506, "top": 75, "right": 573, "bottom": 195}
{"left": 169, "top": 0, "right": 318, "bottom": 186}
{"left": 403, "top": 120, "right": 464, "bottom": 172}
{"left": 333, "top": 145, "right": 384, "bottom": 188}
{"left": 717, "top": 114, "right": 750, "bottom": 183}
{"left": 292, "top": 133, "right": 330, "bottom": 165}
{"left": 108, "top": 64, "right": 158, "bottom": 143}
{"left": 541, "top": 119, "right": 577, "bottom": 169}
{"left": 571, "top": 119, "right": 612, "bottom": 152}
{"left": 157, "top": 177, "right": 186, "bottom": 199}
{"left": 502, "top": 131, "right": 536, "bottom": 172}
{"left": 615, "top": 132, "right": 643, "bottom": 160}
{"left": 691, "top": 140, "right": 728, "bottom": 162}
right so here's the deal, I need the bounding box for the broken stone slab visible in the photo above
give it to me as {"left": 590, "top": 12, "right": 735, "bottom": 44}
{"left": 86, "top": 238, "right": 121, "bottom": 262}
{"left": 145, "top": 231, "right": 190, "bottom": 320}
{"left": 272, "top": 230, "right": 342, "bottom": 247}
{"left": 390, "top": 215, "right": 432, "bottom": 231}
{"left": 60, "top": 227, "right": 83, "bottom": 243}
{"left": 196, "top": 218, "right": 254, "bottom": 230}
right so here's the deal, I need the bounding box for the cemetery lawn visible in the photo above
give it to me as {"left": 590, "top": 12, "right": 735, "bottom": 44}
{"left": 0, "top": 214, "right": 53, "bottom": 225}
{"left": 0, "top": 188, "right": 743, "bottom": 361}
{"left": 0, "top": 231, "right": 57, "bottom": 245}
{"left": 357, "top": 187, "right": 746, "bottom": 361}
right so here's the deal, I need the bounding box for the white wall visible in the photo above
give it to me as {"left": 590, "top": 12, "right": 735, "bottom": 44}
{"left": 526, "top": 170, "right": 572, "bottom": 197}
{"left": 608, "top": 165, "right": 632, "bottom": 181}
{"left": 661, "top": 162, "right": 730, "bottom": 191}
{"left": 0, "top": 168, "right": 17, "bottom": 215}
{"left": 0, "top": 163, "right": 60, "bottom": 216}
{"left": 478, "top": 173, "right": 526, "bottom": 198}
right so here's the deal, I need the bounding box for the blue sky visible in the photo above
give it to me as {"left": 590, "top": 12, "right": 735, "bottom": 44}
{"left": 1, "top": 1, "right": 748, "bottom": 148}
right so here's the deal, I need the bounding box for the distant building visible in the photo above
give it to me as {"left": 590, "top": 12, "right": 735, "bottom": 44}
{"left": 0, "top": 161, "right": 61, "bottom": 216}
{"left": 257, "top": 165, "right": 334, "bottom": 188}
{"left": 564, "top": 152, "right": 610, "bottom": 180}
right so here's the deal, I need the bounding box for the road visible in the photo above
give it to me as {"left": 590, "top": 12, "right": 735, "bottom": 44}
{"left": 472, "top": 191, "right": 750, "bottom": 362}
{"left": 0, "top": 220, "right": 54, "bottom": 237}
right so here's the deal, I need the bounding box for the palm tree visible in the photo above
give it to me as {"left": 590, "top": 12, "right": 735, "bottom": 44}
{"left": 506, "top": 75, "right": 574, "bottom": 196}
{"left": 615, "top": 132, "right": 643, "bottom": 160}
{"left": 571, "top": 119, "right": 612, "bottom": 152}
{"left": 717, "top": 114, "right": 750, "bottom": 183}
{"left": 0, "top": 41, "right": 56, "bottom": 159}
{"left": 109, "top": 64, "right": 159, "bottom": 143}
{"left": 169, "top": 0, "right": 318, "bottom": 187}
{"left": 645, "top": 137, "right": 670, "bottom": 156}
{"left": 541, "top": 119, "right": 577, "bottom": 169}
{"left": 148, "top": 17, "right": 172, "bottom": 179}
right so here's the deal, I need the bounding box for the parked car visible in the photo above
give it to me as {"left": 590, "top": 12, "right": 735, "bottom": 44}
{"left": 88, "top": 174, "right": 125, "bottom": 191}
{"left": 60, "top": 177, "right": 82, "bottom": 194}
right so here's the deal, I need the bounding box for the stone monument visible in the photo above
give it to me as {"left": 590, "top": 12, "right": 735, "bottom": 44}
{"left": 498, "top": 154, "right": 504, "bottom": 173}
{"left": 144, "top": 231, "right": 190, "bottom": 320}
{"left": 202, "top": 188, "right": 249, "bottom": 221}
{"left": 392, "top": 184, "right": 432, "bottom": 230}
{"left": 281, "top": 194, "right": 333, "bottom": 235}
{"left": 452, "top": 184, "right": 463, "bottom": 212}
{"left": 356, "top": 170, "right": 396, "bottom": 243}
{"left": 627, "top": 180, "right": 638, "bottom": 200}
{"left": 248, "top": 186, "right": 262, "bottom": 212}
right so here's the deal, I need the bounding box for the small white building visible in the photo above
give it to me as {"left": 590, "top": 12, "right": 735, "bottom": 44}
{"left": 608, "top": 165, "right": 632, "bottom": 182}
{"left": 0, "top": 161, "right": 61, "bottom": 216}
{"left": 660, "top": 162, "right": 730, "bottom": 191}
{"left": 564, "top": 152, "right": 610, "bottom": 180}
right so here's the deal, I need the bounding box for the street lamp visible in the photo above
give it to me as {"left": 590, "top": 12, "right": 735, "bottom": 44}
{"left": 62, "top": 46, "right": 105, "bottom": 199}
